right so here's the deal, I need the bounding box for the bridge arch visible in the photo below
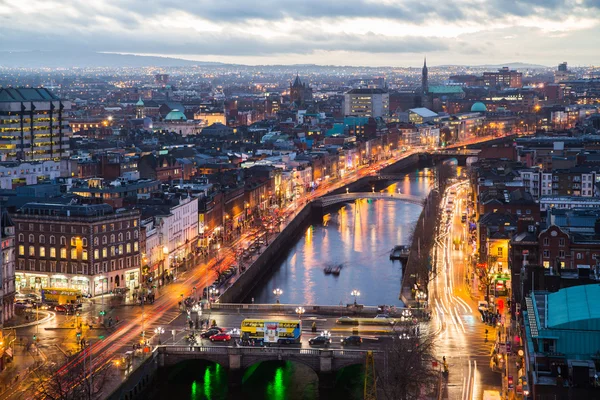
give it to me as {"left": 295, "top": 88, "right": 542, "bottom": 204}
{"left": 316, "top": 192, "right": 425, "bottom": 209}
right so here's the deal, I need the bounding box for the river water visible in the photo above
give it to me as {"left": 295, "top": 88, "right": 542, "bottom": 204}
{"left": 150, "top": 168, "right": 433, "bottom": 400}
{"left": 249, "top": 168, "right": 432, "bottom": 307}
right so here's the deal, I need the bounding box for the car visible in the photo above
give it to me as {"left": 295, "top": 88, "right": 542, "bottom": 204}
{"left": 341, "top": 335, "right": 362, "bottom": 346}
{"left": 374, "top": 314, "right": 391, "bottom": 319}
{"left": 210, "top": 333, "right": 231, "bottom": 342}
{"left": 200, "top": 328, "right": 222, "bottom": 339}
{"left": 335, "top": 316, "right": 358, "bottom": 325}
{"left": 54, "top": 305, "right": 69, "bottom": 313}
{"left": 477, "top": 301, "right": 489, "bottom": 312}
{"left": 308, "top": 336, "right": 331, "bottom": 346}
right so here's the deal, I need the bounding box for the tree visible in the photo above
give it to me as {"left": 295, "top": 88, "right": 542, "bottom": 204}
{"left": 33, "top": 350, "right": 115, "bottom": 400}
{"left": 376, "top": 327, "right": 440, "bottom": 400}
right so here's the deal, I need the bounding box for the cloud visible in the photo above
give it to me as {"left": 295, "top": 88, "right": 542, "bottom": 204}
{"left": 0, "top": 0, "right": 598, "bottom": 65}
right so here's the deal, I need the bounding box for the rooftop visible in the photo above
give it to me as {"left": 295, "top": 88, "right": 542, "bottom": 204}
{"left": 0, "top": 87, "right": 60, "bottom": 102}
{"left": 547, "top": 285, "right": 600, "bottom": 330}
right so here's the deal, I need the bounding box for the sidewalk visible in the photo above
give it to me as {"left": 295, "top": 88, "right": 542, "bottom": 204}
{"left": 0, "top": 344, "right": 44, "bottom": 397}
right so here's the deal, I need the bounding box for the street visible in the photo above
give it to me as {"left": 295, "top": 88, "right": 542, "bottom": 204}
{"left": 431, "top": 180, "right": 501, "bottom": 400}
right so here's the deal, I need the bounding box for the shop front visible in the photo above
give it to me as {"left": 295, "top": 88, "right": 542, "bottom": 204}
{"left": 71, "top": 277, "right": 90, "bottom": 296}
{"left": 93, "top": 276, "right": 109, "bottom": 296}
{"left": 16, "top": 273, "right": 49, "bottom": 292}
{"left": 50, "top": 275, "right": 69, "bottom": 289}
{"left": 125, "top": 269, "right": 140, "bottom": 291}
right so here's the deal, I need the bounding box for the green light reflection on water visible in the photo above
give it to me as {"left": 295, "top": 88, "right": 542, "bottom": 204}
{"left": 203, "top": 367, "right": 212, "bottom": 399}
{"left": 191, "top": 380, "right": 197, "bottom": 400}
{"left": 266, "top": 366, "right": 286, "bottom": 400}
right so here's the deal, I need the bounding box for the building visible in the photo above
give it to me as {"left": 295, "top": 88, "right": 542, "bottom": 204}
{"left": 422, "top": 57, "right": 428, "bottom": 94}
{"left": 344, "top": 89, "right": 390, "bottom": 118}
{"left": 0, "top": 160, "right": 66, "bottom": 190}
{"left": 1, "top": 210, "right": 15, "bottom": 325}
{"left": 483, "top": 67, "right": 523, "bottom": 88}
{"left": 523, "top": 285, "right": 600, "bottom": 399}
{"left": 398, "top": 108, "right": 438, "bottom": 124}
{"left": 0, "top": 88, "right": 72, "bottom": 162}
{"left": 289, "top": 75, "right": 313, "bottom": 107}
{"left": 70, "top": 178, "right": 161, "bottom": 208}
{"left": 12, "top": 203, "right": 141, "bottom": 296}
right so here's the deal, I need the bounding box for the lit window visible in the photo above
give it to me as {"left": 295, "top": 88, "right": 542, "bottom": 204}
{"left": 82, "top": 250, "right": 88, "bottom": 261}
{"left": 19, "top": 245, "right": 25, "bottom": 256}
{"left": 102, "top": 248, "right": 107, "bottom": 258}
{"left": 71, "top": 248, "right": 77, "bottom": 259}
{"left": 40, "top": 247, "right": 46, "bottom": 257}
{"left": 61, "top": 248, "right": 67, "bottom": 259}
{"left": 134, "top": 241, "right": 139, "bottom": 252}
{"left": 29, "top": 246, "right": 35, "bottom": 257}
{"left": 50, "top": 247, "right": 56, "bottom": 258}
{"left": 126, "top": 243, "right": 131, "bottom": 253}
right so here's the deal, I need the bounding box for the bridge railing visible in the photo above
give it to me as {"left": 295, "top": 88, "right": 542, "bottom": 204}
{"left": 209, "top": 302, "right": 425, "bottom": 317}
{"left": 156, "top": 345, "right": 378, "bottom": 358}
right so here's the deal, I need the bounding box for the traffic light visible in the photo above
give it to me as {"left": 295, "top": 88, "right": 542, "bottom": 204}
{"left": 76, "top": 332, "right": 81, "bottom": 339}
{"left": 33, "top": 334, "right": 37, "bottom": 341}
{"left": 99, "top": 310, "right": 106, "bottom": 316}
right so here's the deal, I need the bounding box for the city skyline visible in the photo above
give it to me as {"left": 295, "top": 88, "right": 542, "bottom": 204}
{"left": 1, "top": 0, "right": 600, "bottom": 67}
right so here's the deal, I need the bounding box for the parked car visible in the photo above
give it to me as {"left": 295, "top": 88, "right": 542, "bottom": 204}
{"left": 200, "top": 328, "right": 222, "bottom": 339}
{"left": 308, "top": 336, "right": 331, "bottom": 347}
{"left": 341, "top": 336, "right": 362, "bottom": 346}
{"left": 374, "top": 314, "right": 391, "bottom": 319}
{"left": 210, "top": 333, "right": 231, "bottom": 342}
{"left": 335, "top": 316, "right": 358, "bottom": 325}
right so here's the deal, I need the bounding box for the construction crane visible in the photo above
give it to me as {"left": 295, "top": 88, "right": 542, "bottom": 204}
{"left": 364, "top": 350, "right": 377, "bottom": 400}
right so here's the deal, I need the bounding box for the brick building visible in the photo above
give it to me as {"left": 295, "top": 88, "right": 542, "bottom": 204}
{"left": 12, "top": 203, "right": 141, "bottom": 296}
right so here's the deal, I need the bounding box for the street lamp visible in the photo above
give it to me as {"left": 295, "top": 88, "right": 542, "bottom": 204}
{"left": 154, "top": 326, "right": 165, "bottom": 345}
{"left": 351, "top": 289, "right": 360, "bottom": 305}
{"left": 295, "top": 307, "right": 305, "bottom": 322}
{"left": 273, "top": 288, "right": 283, "bottom": 304}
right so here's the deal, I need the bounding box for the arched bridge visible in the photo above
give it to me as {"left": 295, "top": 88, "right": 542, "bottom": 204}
{"left": 315, "top": 192, "right": 425, "bottom": 208}
{"left": 156, "top": 345, "right": 381, "bottom": 389}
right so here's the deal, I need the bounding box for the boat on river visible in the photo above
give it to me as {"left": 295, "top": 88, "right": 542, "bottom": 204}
{"left": 324, "top": 263, "right": 343, "bottom": 275}
{"left": 390, "top": 245, "right": 410, "bottom": 261}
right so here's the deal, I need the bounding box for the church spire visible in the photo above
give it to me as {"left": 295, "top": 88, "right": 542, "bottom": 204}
{"left": 422, "top": 56, "right": 429, "bottom": 94}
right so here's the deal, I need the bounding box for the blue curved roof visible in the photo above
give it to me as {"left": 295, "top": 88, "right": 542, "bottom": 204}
{"left": 547, "top": 284, "right": 600, "bottom": 330}
{"left": 165, "top": 109, "right": 187, "bottom": 121}
{"left": 471, "top": 102, "right": 487, "bottom": 112}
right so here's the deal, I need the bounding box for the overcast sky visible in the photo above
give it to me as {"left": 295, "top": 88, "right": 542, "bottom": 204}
{"left": 1, "top": 0, "right": 599, "bottom": 67}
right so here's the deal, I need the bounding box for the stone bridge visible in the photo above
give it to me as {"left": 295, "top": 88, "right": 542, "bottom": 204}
{"left": 315, "top": 192, "right": 426, "bottom": 208}
{"left": 157, "top": 345, "right": 381, "bottom": 389}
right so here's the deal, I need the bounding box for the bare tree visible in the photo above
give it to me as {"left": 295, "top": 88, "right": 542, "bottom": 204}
{"left": 33, "top": 353, "right": 115, "bottom": 400}
{"left": 377, "top": 328, "right": 440, "bottom": 400}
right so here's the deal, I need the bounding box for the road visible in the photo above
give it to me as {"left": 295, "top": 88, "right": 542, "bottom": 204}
{"left": 430, "top": 180, "right": 501, "bottom": 400}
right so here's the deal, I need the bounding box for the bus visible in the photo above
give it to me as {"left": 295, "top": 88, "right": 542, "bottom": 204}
{"left": 41, "top": 288, "right": 82, "bottom": 305}
{"left": 240, "top": 319, "right": 302, "bottom": 345}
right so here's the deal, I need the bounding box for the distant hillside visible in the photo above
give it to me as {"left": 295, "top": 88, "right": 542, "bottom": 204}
{"left": 0, "top": 51, "right": 222, "bottom": 68}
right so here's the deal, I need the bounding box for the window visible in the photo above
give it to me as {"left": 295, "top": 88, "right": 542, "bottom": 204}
{"left": 40, "top": 247, "right": 46, "bottom": 257}
{"left": 18, "top": 234, "right": 24, "bottom": 242}
{"left": 29, "top": 260, "right": 35, "bottom": 270}
{"left": 49, "top": 235, "right": 55, "bottom": 245}
{"left": 28, "top": 234, "right": 35, "bottom": 243}
{"left": 82, "top": 250, "right": 88, "bottom": 261}
{"left": 102, "top": 236, "right": 107, "bottom": 245}
{"left": 94, "top": 249, "right": 99, "bottom": 259}
{"left": 29, "top": 246, "right": 35, "bottom": 257}
{"left": 134, "top": 230, "right": 139, "bottom": 239}
{"left": 50, "top": 247, "right": 56, "bottom": 258}
{"left": 71, "top": 248, "right": 77, "bottom": 259}
{"left": 94, "top": 237, "right": 99, "bottom": 246}
{"left": 577, "top": 253, "right": 583, "bottom": 260}
{"left": 18, "top": 245, "right": 24, "bottom": 256}
{"left": 60, "top": 248, "right": 67, "bottom": 259}
{"left": 119, "top": 244, "right": 123, "bottom": 254}
{"left": 71, "top": 226, "right": 76, "bottom": 234}
{"left": 40, "top": 261, "right": 46, "bottom": 272}
{"left": 28, "top": 223, "right": 33, "bottom": 231}
{"left": 111, "top": 246, "right": 116, "bottom": 256}
{"left": 18, "top": 259, "right": 24, "bottom": 269}
{"left": 559, "top": 238, "right": 565, "bottom": 246}
{"left": 71, "top": 237, "right": 77, "bottom": 246}
{"left": 126, "top": 243, "right": 131, "bottom": 253}
{"left": 134, "top": 219, "right": 138, "bottom": 227}
{"left": 543, "top": 238, "right": 549, "bottom": 246}
{"left": 39, "top": 225, "right": 44, "bottom": 232}
{"left": 125, "top": 232, "right": 130, "bottom": 241}
{"left": 528, "top": 225, "right": 535, "bottom": 233}
{"left": 110, "top": 223, "right": 115, "bottom": 231}
{"left": 559, "top": 250, "right": 565, "bottom": 258}
{"left": 497, "top": 247, "right": 503, "bottom": 257}
{"left": 110, "top": 234, "right": 115, "bottom": 243}
{"left": 126, "top": 257, "right": 131, "bottom": 267}
{"left": 111, "top": 260, "right": 116, "bottom": 271}
{"left": 39, "top": 235, "right": 45, "bottom": 244}
{"left": 526, "top": 209, "right": 531, "bottom": 215}
{"left": 543, "top": 250, "right": 550, "bottom": 257}
{"left": 134, "top": 241, "right": 139, "bottom": 252}
{"left": 118, "top": 233, "right": 123, "bottom": 242}
{"left": 102, "top": 225, "right": 106, "bottom": 232}
{"left": 102, "top": 248, "right": 107, "bottom": 258}
{"left": 60, "top": 236, "right": 66, "bottom": 245}
{"left": 82, "top": 238, "right": 87, "bottom": 247}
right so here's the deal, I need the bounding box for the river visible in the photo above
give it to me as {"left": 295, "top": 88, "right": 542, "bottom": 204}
{"left": 149, "top": 168, "right": 433, "bottom": 400}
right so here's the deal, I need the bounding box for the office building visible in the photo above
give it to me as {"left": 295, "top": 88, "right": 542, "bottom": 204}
{"left": 483, "top": 67, "right": 523, "bottom": 88}
{"left": 0, "top": 88, "right": 72, "bottom": 162}
{"left": 344, "top": 88, "right": 390, "bottom": 118}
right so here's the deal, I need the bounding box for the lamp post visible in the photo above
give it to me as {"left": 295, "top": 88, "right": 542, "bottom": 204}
{"left": 162, "top": 246, "right": 169, "bottom": 282}
{"left": 295, "top": 307, "right": 305, "bottom": 322}
{"left": 351, "top": 289, "right": 360, "bottom": 305}
{"left": 154, "top": 326, "right": 164, "bottom": 345}
{"left": 208, "top": 287, "right": 218, "bottom": 306}
{"left": 273, "top": 288, "right": 283, "bottom": 304}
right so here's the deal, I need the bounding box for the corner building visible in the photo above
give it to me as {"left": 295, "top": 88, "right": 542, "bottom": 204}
{"left": 12, "top": 203, "right": 141, "bottom": 296}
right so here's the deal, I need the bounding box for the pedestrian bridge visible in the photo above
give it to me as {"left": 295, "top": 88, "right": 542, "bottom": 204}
{"left": 315, "top": 192, "right": 425, "bottom": 208}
